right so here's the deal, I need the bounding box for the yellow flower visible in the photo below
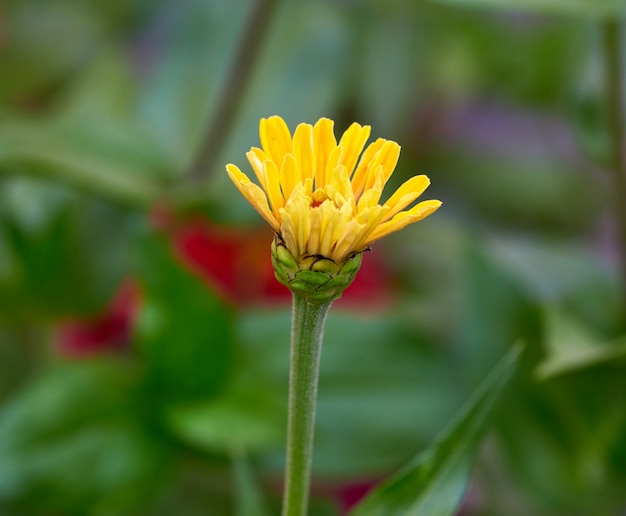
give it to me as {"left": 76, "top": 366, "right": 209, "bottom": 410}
{"left": 226, "top": 116, "right": 441, "bottom": 265}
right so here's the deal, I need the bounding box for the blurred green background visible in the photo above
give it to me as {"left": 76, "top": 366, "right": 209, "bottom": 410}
{"left": 2, "top": 0, "right": 626, "bottom": 514}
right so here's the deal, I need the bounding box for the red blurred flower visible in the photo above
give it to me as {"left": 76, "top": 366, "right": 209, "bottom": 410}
{"left": 166, "top": 214, "right": 394, "bottom": 309}
{"left": 171, "top": 218, "right": 290, "bottom": 306}
{"left": 336, "top": 479, "right": 378, "bottom": 513}
{"left": 56, "top": 209, "right": 394, "bottom": 357}
{"left": 55, "top": 279, "right": 140, "bottom": 358}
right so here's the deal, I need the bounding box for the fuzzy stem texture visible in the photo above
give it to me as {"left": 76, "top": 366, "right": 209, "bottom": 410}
{"left": 282, "top": 294, "right": 332, "bottom": 516}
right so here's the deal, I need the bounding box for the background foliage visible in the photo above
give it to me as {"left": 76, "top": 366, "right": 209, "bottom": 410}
{"left": 1, "top": 0, "right": 626, "bottom": 514}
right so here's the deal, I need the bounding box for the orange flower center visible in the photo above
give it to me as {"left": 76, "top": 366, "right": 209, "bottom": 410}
{"left": 310, "top": 189, "right": 328, "bottom": 208}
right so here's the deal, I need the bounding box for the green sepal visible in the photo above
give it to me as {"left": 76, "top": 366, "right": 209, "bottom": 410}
{"left": 310, "top": 258, "right": 341, "bottom": 274}
{"left": 275, "top": 242, "right": 298, "bottom": 271}
{"left": 324, "top": 274, "right": 352, "bottom": 290}
{"left": 271, "top": 235, "right": 364, "bottom": 303}
{"left": 340, "top": 254, "right": 363, "bottom": 276}
{"left": 295, "top": 270, "right": 333, "bottom": 287}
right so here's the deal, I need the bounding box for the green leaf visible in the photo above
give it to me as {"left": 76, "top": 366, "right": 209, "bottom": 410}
{"left": 0, "top": 118, "right": 170, "bottom": 207}
{"left": 0, "top": 179, "right": 134, "bottom": 320}
{"left": 424, "top": 0, "right": 626, "bottom": 17}
{"left": 456, "top": 237, "right": 539, "bottom": 385}
{"left": 536, "top": 308, "right": 626, "bottom": 380}
{"left": 0, "top": 360, "right": 170, "bottom": 514}
{"left": 0, "top": 329, "right": 32, "bottom": 402}
{"left": 134, "top": 233, "right": 234, "bottom": 402}
{"left": 349, "top": 344, "right": 522, "bottom": 516}
{"left": 496, "top": 360, "right": 626, "bottom": 513}
{"left": 166, "top": 378, "right": 283, "bottom": 453}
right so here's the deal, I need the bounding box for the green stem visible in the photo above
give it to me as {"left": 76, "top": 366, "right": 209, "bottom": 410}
{"left": 187, "top": 0, "right": 280, "bottom": 181}
{"left": 603, "top": 19, "right": 626, "bottom": 316}
{"left": 282, "top": 295, "right": 332, "bottom": 516}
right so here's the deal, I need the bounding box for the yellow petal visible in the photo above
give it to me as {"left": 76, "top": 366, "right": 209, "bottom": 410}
{"left": 297, "top": 205, "right": 312, "bottom": 259}
{"left": 263, "top": 159, "right": 284, "bottom": 215}
{"left": 335, "top": 203, "right": 355, "bottom": 256}
{"left": 248, "top": 146, "right": 270, "bottom": 162}
{"left": 279, "top": 214, "right": 299, "bottom": 259}
{"left": 246, "top": 149, "right": 267, "bottom": 191}
{"left": 356, "top": 188, "right": 379, "bottom": 212}
{"left": 363, "top": 140, "right": 400, "bottom": 192}
{"left": 308, "top": 202, "right": 326, "bottom": 255}
{"left": 351, "top": 138, "right": 386, "bottom": 198}
{"left": 356, "top": 166, "right": 384, "bottom": 211}
{"left": 334, "top": 205, "right": 386, "bottom": 261}
{"left": 279, "top": 154, "right": 299, "bottom": 201}
{"left": 326, "top": 165, "right": 356, "bottom": 212}
{"left": 338, "top": 123, "right": 371, "bottom": 176}
{"left": 302, "top": 177, "right": 314, "bottom": 197}
{"left": 382, "top": 175, "right": 431, "bottom": 221}
{"left": 332, "top": 218, "right": 367, "bottom": 262}
{"left": 280, "top": 188, "right": 311, "bottom": 258}
{"left": 226, "top": 164, "right": 279, "bottom": 230}
{"left": 319, "top": 201, "right": 348, "bottom": 258}
{"left": 293, "top": 123, "right": 315, "bottom": 182}
{"left": 324, "top": 145, "right": 343, "bottom": 189}
{"left": 317, "top": 203, "right": 335, "bottom": 258}
{"left": 260, "top": 116, "right": 292, "bottom": 165}
{"left": 313, "top": 118, "right": 337, "bottom": 188}
{"left": 367, "top": 200, "right": 442, "bottom": 242}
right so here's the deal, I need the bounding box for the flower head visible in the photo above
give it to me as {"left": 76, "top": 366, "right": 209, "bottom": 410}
{"left": 227, "top": 116, "right": 441, "bottom": 301}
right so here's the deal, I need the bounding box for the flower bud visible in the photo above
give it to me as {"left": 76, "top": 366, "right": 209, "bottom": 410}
{"left": 271, "top": 235, "right": 363, "bottom": 303}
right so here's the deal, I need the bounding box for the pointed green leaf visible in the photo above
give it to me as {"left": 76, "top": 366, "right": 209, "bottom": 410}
{"left": 536, "top": 308, "right": 626, "bottom": 380}
{"left": 350, "top": 344, "right": 522, "bottom": 516}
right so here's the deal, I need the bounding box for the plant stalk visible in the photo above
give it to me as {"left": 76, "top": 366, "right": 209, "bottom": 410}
{"left": 282, "top": 295, "right": 332, "bottom": 516}
{"left": 603, "top": 19, "right": 626, "bottom": 316}
{"left": 187, "top": 0, "right": 280, "bottom": 181}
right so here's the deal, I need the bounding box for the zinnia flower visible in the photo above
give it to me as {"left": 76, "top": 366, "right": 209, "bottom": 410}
{"left": 227, "top": 116, "right": 441, "bottom": 301}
